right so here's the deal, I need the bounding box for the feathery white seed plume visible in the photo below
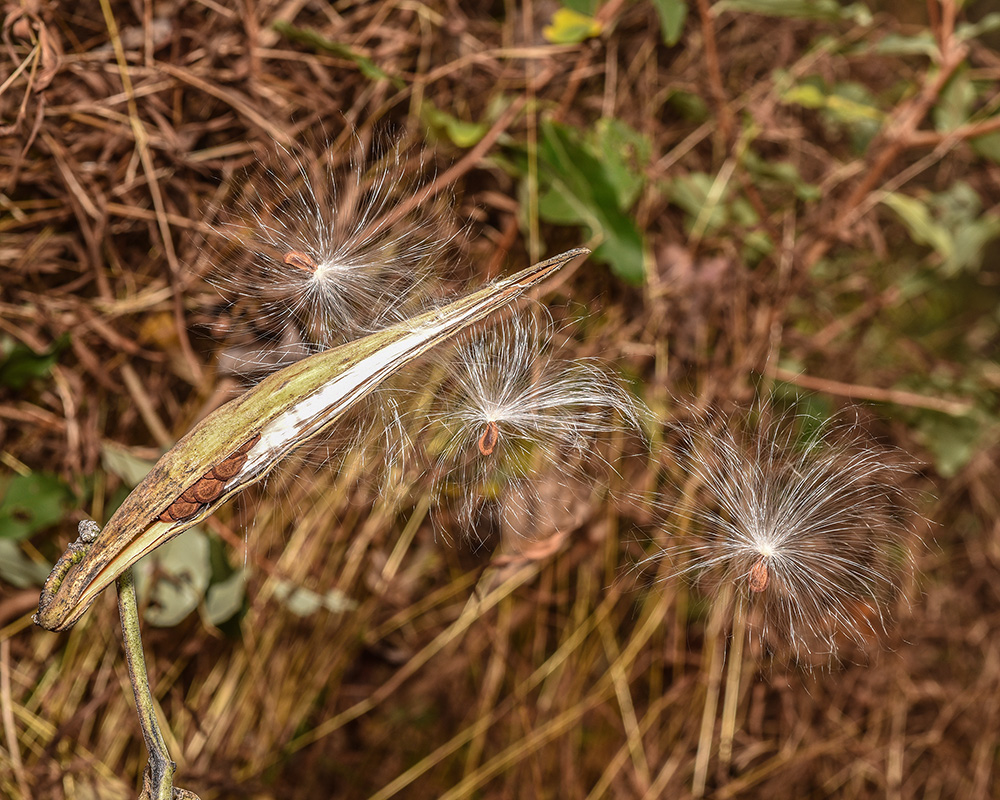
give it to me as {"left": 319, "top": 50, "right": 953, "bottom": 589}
{"left": 417, "top": 312, "right": 645, "bottom": 547}
{"left": 212, "top": 139, "right": 457, "bottom": 368}
{"left": 647, "top": 406, "right": 915, "bottom": 662}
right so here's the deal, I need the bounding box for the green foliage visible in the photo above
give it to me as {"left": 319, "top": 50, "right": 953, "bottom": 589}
{"left": 134, "top": 528, "right": 213, "bottom": 627}
{"left": 422, "top": 104, "right": 489, "bottom": 148}
{"left": 911, "top": 412, "right": 984, "bottom": 479}
{"left": 650, "top": 0, "right": 688, "bottom": 45}
{"left": 715, "top": 0, "right": 871, "bottom": 23}
{"left": 742, "top": 149, "right": 821, "bottom": 202}
{"left": 543, "top": 8, "right": 603, "bottom": 44}
{"left": 881, "top": 183, "right": 1000, "bottom": 277}
{"left": 932, "top": 68, "right": 1000, "bottom": 166}
{"left": 273, "top": 21, "right": 403, "bottom": 87}
{"left": 0, "top": 471, "right": 73, "bottom": 541}
{"left": 0, "top": 334, "right": 69, "bottom": 390}
{"left": 272, "top": 579, "right": 357, "bottom": 617}
{"left": 0, "top": 539, "right": 51, "bottom": 588}
{"left": 665, "top": 169, "right": 772, "bottom": 262}
{"left": 781, "top": 77, "right": 883, "bottom": 152}
{"left": 512, "top": 118, "right": 649, "bottom": 284}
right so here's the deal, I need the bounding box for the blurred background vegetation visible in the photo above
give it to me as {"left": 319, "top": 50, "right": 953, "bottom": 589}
{"left": 2, "top": 0, "right": 1000, "bottom": 797}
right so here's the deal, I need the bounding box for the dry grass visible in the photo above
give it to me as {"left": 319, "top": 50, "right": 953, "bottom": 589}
{"left": 2, "top": 1, "right": 1000, "bottom": 798}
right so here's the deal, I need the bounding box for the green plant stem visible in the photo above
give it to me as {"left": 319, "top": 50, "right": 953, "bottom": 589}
{"left": 117, "top": 566, "right": 200, "bottom": 800}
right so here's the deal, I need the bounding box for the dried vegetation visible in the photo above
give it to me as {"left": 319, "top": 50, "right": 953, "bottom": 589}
{"left": 2, "top": 0, "right": 1000, "bottom": 798}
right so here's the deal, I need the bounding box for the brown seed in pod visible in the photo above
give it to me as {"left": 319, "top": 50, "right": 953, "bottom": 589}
{"left": 163, "top": 499, "right": 202, "bottom": 522}
{"left": 233, "top": 433, "right": 261, "bottom": 455}
{"left": 181, "top": 476, "right": 225, "bottom": 504}
{"left": 211, "top": 456, "right": 245, "bottom": 481}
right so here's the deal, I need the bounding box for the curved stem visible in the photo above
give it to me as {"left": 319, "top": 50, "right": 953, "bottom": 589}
{"left": 117, "top": 566, "right": 200, "bottom": 800}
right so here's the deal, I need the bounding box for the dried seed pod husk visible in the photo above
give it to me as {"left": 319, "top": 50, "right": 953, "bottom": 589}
{"left": 34, "top": 249, "right": 587, "bottom": 632}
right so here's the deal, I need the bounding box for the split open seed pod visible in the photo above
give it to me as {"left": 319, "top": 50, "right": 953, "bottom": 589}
{"left": 35, "top": 249, "right": 587, "bottom": 632}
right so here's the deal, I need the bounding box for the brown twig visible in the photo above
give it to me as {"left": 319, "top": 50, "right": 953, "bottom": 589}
{"left": 768, "top": 366, "right": 974, "bottom": 417}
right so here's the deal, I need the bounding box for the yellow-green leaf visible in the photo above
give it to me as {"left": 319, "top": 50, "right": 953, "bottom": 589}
{"left": 543, "top": 8, "right": 602, "bottom": 44}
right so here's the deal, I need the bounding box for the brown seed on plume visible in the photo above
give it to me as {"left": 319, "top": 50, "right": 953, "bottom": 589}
{"left": 478, "top": 421, "right": 500, "bottom": 456}
{"left": 284, "top": 251, "right": 316, "bottom": 273}
{"left": 748, "top": 557, "right": 769, "bottom": 593}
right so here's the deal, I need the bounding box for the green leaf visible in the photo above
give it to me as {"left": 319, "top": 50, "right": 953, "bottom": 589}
{"left": 715, "top": 0, "right": 871, "bottom": 23}
{"left": 972, "top": 131, "right": 1000, "bottom": 164}
{"left": 883, "top": 183, "right": 1000, "bottom": 276}
{"left": 651, "top": 0, "right": 688, "bottom": 45}
{"left": 874, "top": 32, "right": 937, "bottom": 57}
{"left": 0, "top": 539, "right": 51, "bottom": 588}
{"left": 273, "top": 579, "right": 357, "bottom": 617}
{"left": 881, "top": 193, "right": 954, "bottom": 264}
{"left": 957, "top": 13, "right": 1000, "bottom": 42}
{"left": 667, "top": 172, "right": 728, "bottom": 233}
{"left": 561, "top": 0, "right": 600, "bottom": 13}
{"left": 422, "top": 104, "right": 489, "bottom": 148}
{"left": 0, "top": 334, "right": 69, "bottom": 389}
{"left": 533, "top": 119, "right": 648, "bottom": 283}
{"left": 272, "top": 21, "right": 404, "bottom": 88}
{"left": 0, "top": 472, "right": 73, "bottom": 540}
{"left": 934, "top": 73, "right": 976, "bottom": 133}
{"left": 593, "top": 118, "right": 651, "bottom": 209}
{"left": 101, "top": 442, "right": 156, "bottom": 487}
{"left": 205, "top": 569, "right": 247, "bottom": 626}
{"left": 543, "top": 8, "right": 603, "bottom": 44}
{"left": 913, "top": 413, "right": 982, "bottom": 478}
{"left": 135, "top": 528, "right": 212, "bottom": 627}
{"left": 742, "top": 151, "right": 821, "bottom": 201}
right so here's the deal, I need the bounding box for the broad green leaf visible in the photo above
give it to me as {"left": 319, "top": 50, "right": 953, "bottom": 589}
{"left": 205, "top": 569, "right": 247, "bottom": 626}
{"left": 882, "top": 184, "right": 1000, "bottom": 276}
{"left": 533, "top": 120, "right": 648, "bottom": 284}
{"left": 651, "top": 0, "right": 688, "bottom": 45}
{"left": 0, "top": 472, "right": 72, "bottom": 540}
{"left": 543, "top": 8, "right": 603, "bottom": 44}
{"left": 931, "top": 183, "right": 1000, "bottom": 275}
{"left": 0, "top": 539, "right": 51, "bottom": 588}
{"left": 0, "top": 334, "right": 69, "bottom": 389}
{"left": 134, "top": 528, "right": 211, "bottom": 627}
{"left": 593, "top": 118, "right": 651, "bottom": 209}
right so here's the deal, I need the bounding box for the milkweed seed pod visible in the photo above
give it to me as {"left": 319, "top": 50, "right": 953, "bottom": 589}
{"left": 415, "top": 313, "right": 645, "bottom": 548}
{"left": 646, "top": 406, "right": 916, "bottom": 663}
{"left": 34, "top": 249, "right": 587, "bottom": 632}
